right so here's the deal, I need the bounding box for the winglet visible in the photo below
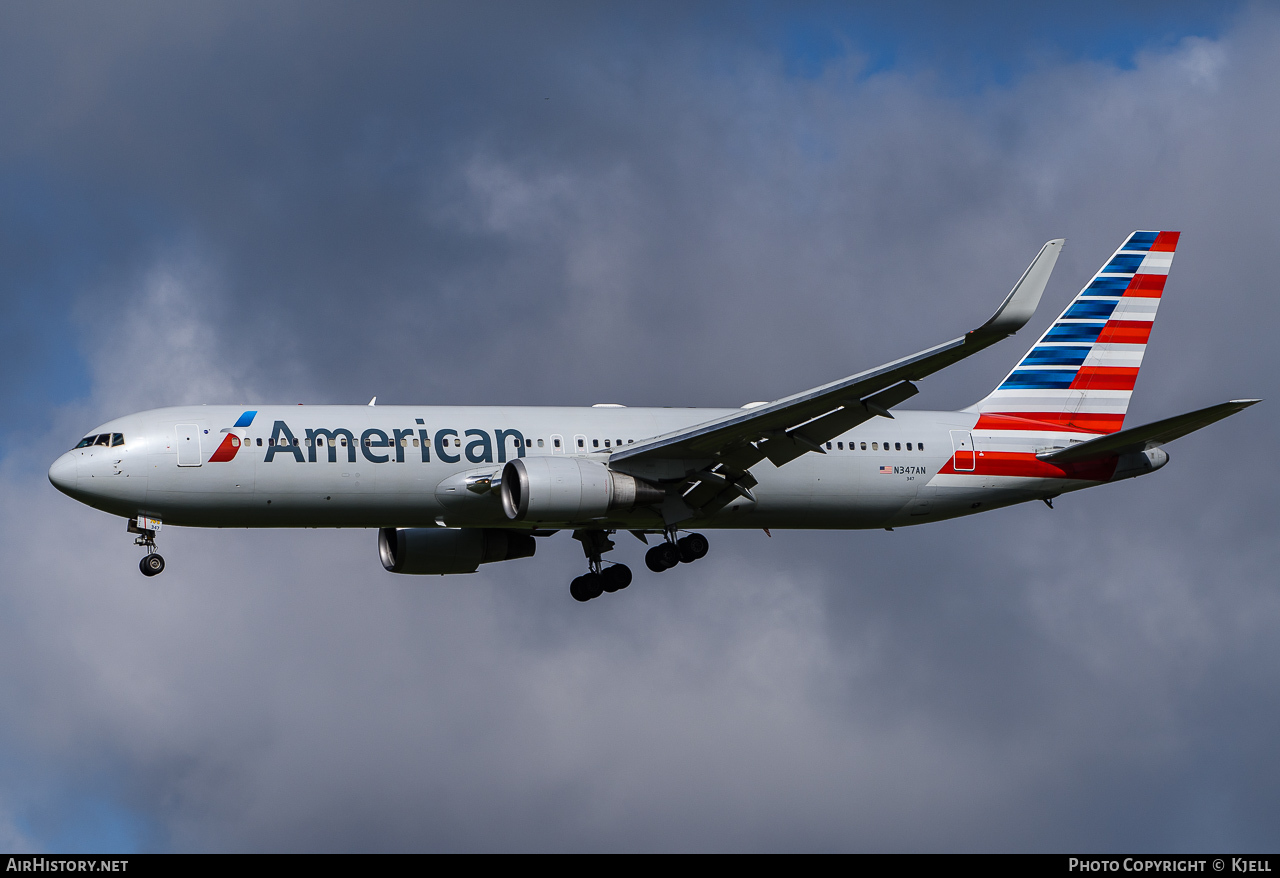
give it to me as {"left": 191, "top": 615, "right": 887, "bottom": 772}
{"left": 975, "top": 238, "right": 1065, "bottom": 336}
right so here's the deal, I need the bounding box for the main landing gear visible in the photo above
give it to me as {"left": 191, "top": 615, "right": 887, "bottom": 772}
{"left": 645, "top": 532, "right": 708, "bottom": 572}
{"left": 570, "top": 530, "right": 632, "bottom": 602}
{"left": 568, "top": 529, "right": 710, "bottom": 601}
{"left": 569, "top": 564, "right": 632, "bottom": 602}
{"left": 128, "top": 516, "right": 165, "bottom": 577}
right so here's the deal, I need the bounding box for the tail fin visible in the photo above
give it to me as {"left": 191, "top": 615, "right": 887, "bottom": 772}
{"left": 968, "top": 230, "right": 1179, "bottom": 435}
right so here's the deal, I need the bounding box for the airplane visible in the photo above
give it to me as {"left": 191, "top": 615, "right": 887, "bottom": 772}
{"left": 49, "top": 231, "right": 1258, "bottom": 601}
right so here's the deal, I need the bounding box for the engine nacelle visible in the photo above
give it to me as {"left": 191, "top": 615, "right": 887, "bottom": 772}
{"left": 1111, "top": 447, "right": 1169, "bottom": 481}
{"left": 499, "top": 457, "right": 665, "bottom": 523}
{"left": 378, "top": 527, "right": 536, "bottom": 575}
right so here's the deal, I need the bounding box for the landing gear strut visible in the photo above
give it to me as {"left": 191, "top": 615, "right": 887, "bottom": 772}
{"left": 570, "top": 530, "right": 632, "bottom": 602}
{"left": 129, "top": 516, "right": 165, "bottom": 577}
{"left": 644, "top": 531, "right": 709, "bottom": 572}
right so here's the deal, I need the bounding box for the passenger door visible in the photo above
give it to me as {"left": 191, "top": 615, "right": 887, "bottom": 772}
{"left": 176, "top": 424, "right": 202, "bottom": 466}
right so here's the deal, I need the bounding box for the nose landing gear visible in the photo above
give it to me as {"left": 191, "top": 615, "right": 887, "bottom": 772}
{"left": 129, "top": 516, "right": 165, "bottom": 577}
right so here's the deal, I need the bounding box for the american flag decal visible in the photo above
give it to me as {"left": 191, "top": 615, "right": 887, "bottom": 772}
{"left": 879, "top": 465, "right": 893, "bottom": 474}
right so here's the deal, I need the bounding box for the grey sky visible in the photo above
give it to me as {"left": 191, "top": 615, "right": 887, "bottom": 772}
{"left": 0, "top": 2, "right": 1275, "bottom": 851}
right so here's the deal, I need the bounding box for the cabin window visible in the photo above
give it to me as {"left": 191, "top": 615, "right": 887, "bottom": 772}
{"left": 918, "top": 443, "right": 924, "bottom": 451}
{"left": 906, "top": 442, "right": 912, "bottom": 451}
{"left": 895, "top": 442, "right": 901, "bottom": 451}
{"left": 825, "top": 442, "right": 832, "bottom": 450}
{"left": 454, "top": 439, "right": 461, "bottom": 447}
{"left": 257, "top": 438, "right": 263, "bottom": 446}
{"left": 413, "top": 439, "right": 419, "bottom": 447}
{"left": 604, "top": 439, "right": 611, "bottom": 447}
{"left": 293, "top": 438, "right": 299, "bottom": 446}
{"left": 340, "top": 438, "right": 347, "bottom": 446}
{"left": 554, "top": 438, "right": 562, "bottom": 448}
{"left": 872, "top": 442, "right": 878, "bottom": 450}
{"left": 616, "top": 439, "right": 622, "bottom": 446}
{"left": 628, "top": 439, "right": 634, "bottom": 444}
{"left": 231, "top": 437, "right": 240, "bottom": 447}
{"left": 537, "top": 439, "right": 544, "bottom": 447}
{"left": 860, "top": 442, "right": 866, "bottom": 450}
{"left": 577, "top": 438, "right": 584, "bottom": 448}
{"left": 837, "top": 442, "right": 843, "bottom": 450}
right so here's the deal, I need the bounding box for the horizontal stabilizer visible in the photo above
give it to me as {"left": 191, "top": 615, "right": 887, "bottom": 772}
{"left": 1036, "top": 399, "right": 1260, "bottom": 463}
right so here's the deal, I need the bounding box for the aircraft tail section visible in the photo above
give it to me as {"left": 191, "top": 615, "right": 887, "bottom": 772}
{"left": 968, "top": 230, "right": 1179, "bottom": 435}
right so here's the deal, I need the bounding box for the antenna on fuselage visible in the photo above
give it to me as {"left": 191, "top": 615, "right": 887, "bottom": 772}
{"left": 368, "top": 397, "right": 377, "bottom": 406}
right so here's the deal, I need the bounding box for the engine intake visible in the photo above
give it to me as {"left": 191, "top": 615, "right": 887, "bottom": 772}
{"left": 500, "top": 457, "right": 665, "bottom": 522}
{"left": 379, "top": 527, "right": 536, "bottom": 575}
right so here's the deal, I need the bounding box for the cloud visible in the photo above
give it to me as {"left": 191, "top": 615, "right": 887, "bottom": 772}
{"left": 0, "top": 2, "right": 1277, "bottom": 851}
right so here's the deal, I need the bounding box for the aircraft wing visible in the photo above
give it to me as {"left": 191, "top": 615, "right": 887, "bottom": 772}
{"left": 608, "top": 239, "right": 1064, "bottom": 521}
{"left": 1036, "top": 398, "right": 1261, "bottom": 464}
{"left": 612, "top": 239, "right": 1063, "bottom": 469}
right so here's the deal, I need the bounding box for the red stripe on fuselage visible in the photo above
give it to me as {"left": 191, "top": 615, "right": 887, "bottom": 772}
{"left": 938, "top": 451, "right": 1116, "bottom": 481}
{"left": 1095, "top": 321, "right": 1152, "bottom": 345}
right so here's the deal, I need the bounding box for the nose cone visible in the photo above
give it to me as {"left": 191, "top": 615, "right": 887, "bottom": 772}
{"left": 48, "top": 453, "right": 79, "bottom": 496}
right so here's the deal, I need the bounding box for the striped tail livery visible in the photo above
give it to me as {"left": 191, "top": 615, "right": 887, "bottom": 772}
{"left": 970, "top": 230, "right": 1178, "bottom": 435}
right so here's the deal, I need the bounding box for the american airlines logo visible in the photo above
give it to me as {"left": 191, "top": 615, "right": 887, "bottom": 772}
{"left": 208, "top": 410, "right": 257, "bottom": 462}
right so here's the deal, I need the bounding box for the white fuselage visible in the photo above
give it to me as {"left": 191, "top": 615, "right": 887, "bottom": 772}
{"left": 48, "top": 404, "right": 1110, "bottom": 532}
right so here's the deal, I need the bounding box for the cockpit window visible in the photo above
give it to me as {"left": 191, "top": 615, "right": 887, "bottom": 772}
{"left": 111, "top": 433, "right": 125, "bottom": 447}
{"left": 74, "top": 436, "right": 97, "bottom": 449}
{"left": 94, "top": 434, "right": 111, "bottom": 446}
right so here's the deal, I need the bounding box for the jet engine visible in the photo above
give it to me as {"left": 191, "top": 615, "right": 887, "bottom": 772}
{"left": 378, "top": 527, "right": 536, "bottom": 575}
{"left": 499, "top": 457, "right": 665, "bottom": 522}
